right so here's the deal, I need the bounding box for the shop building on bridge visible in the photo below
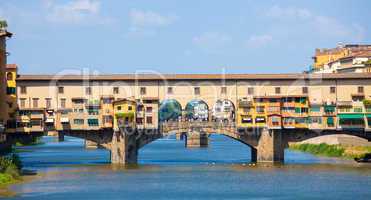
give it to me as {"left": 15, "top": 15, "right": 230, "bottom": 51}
{"left": 5, "top": 73, "right": 370, "bottom": 134}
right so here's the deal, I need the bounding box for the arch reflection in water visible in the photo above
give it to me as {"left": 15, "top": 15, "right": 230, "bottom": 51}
{"left": 212, "top": 99, "right": 235, "bottom": 123}
{"left": 185, "top": 99, "right": 209, "bottom": 121}
{"left": 159, "top": 99, "right": 182, "bottom": 122}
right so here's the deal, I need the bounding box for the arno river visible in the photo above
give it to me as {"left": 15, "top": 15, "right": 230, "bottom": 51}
{"left": 7, "top": 135, "right": 371, "bottom": 199}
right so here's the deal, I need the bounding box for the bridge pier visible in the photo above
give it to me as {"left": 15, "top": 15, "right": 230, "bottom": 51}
{"left": 110, "top": 128, "right": 138, "bottom": 165}
{"left": 251, "top": 147, "right": 257, "bottom": 163}
{"left": 58, "top": 132, "right": 64, "bottom": 142}
{"left": 255, "top": 129, "right": 285, "bottom": 163}
{"left": 176, "top": 132, "right": 186, "bottom": 140}
{"left": 186, "top": 131, "right": 208, "bottom": 148}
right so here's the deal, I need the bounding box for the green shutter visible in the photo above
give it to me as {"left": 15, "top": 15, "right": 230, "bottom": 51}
{"left": 310, "top": 106, "right": 321, "bottom": 112}
{"left": 115, "top": 112, "right": 135, "bottom": 118}
{"left": 327, "top": 117, "right": 334, "bottom": 125}
{"left": 88, "top": 119, "right": 99, "bottom": 126}
{"left": 324, "top": 106, "right": 335, "bottom": 112}
{"left": 300, "top": 98, "right": 306, "bottom": 104}
{"left": 354, "top": 108, "right": 363, "bottom": 113}
{"left": 338, "top": 114, "right": 364, "bottom": 119}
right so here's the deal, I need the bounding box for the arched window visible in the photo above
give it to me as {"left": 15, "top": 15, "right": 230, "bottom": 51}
{"left": 6, "top": 72, "right": 13, "bottom": 81}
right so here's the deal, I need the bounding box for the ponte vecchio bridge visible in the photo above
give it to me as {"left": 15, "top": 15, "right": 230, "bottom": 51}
{"left": 4, "top": 73, "right": 371, "bottom": 164}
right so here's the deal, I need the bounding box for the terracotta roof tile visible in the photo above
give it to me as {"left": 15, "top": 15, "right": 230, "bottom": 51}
{"left": 16, "top": 73, "right": 371, "bottom": 81}
{"left": 6, "top": 64, "right": 17, "bottom": 69}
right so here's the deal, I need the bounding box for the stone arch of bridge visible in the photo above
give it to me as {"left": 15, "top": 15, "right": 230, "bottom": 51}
{"left": 135, "top": 128, "right": 259, "bottom": 163}
{"left": 184, "top": 99, "right": 209, "bottom": 121}
{"left": 283, "top": 129, "right": 371, "bottom": 144}
{"left": 211, "top": 99, "right": 236, "bottom": 123}
{"left": 59, "top": 130, "right": 113, "bottom": 150}
{"left": 159, "top": 99, "right": 183, "bottom": 122}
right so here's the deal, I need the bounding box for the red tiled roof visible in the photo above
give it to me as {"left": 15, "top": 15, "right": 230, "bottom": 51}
{"left": 6, "top": 64, "right": 18, "bottom": 69}
{"left": 352, "top": 51, "right": 371, "bottom": 58}
{"left": 113, "top": 98, "right": 136, "bottom": 104}
{"left": 142, "top": 97, "right": 159, "bottom": 101}
{"left": 16, "top": 73, "right": 371, "bottom": 81}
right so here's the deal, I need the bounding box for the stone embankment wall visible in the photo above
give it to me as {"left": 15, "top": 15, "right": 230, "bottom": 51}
{"left": 297, "top": 134, "right": 371, "bottom": 147}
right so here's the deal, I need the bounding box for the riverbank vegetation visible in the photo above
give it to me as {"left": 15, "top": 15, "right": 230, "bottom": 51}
{"left": 15, "top": 137, "right": 44, "bottom": 147}
{"left": 0, "top": 154, "right": 22, "bottom": 186}
{"left": 289, "top": 143, "right": 371, "bottom": 159}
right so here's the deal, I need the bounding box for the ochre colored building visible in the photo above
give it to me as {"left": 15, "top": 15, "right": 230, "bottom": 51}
{"left": 5, "top": 64, "right": 18, "bottom": 133}
{"left": 312, "top": 44, "right": 371, "bottom": 72}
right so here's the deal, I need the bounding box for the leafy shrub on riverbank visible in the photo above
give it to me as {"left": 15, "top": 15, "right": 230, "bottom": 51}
{"left": 289, "top": 143, "right": 345, "bottom": 157}
{"left": 0, "top": 154, "right": 22, "bottom": 186}
{"left": 343, "top": 146, "right": 371, "bottom": 159}
{"left": 290, "top": 143, "right": 371, "bottom": 159}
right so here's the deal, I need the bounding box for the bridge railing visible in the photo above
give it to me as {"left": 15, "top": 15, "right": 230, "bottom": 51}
{"left": 159, "top": 121, "right": 237, "bottom": 133}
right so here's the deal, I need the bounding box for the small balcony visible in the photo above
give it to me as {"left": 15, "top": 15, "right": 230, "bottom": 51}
{"left": 310, "top": 113, "right": 323, "bottom": 117}
{"left": 30, "top": 126, "right": 44, "bottom": 132}
{"left": 267, "top": 106, "right": 281, "bottom": 115}
{"left": 337, "top": 101, "right": 353, "bottom": 107}
{"left": 102, "top": 115, "right": 113, "bottom": 129}
{"left": 30, "top": 113, "right": 44, "bottom": 119}
{"left": 283, "top": 102, "right": 295, "bottom": 107}
{"left": 86, "top": 100, "right": 100, "bottom": 108}
{"left": 295, "top": 102, "right": 308, "bottom": 108}
{"left": 45, "top": 117, "right": 55, "bottom": 127}
{"left": 16, "top": 115, "right": 30, "bottom": 122}
{"left": 238, "top": 98, "right": 253, "bottom": 107}
{"left": 295, "top": 123, "right": 308, "bottom": 129}
{"left": 267, "top": 102, "right": 281, "bottom": 107}
{"left": 136, "top": 111, "right": 145, "bottom": 118}
{"left": 267, "top": 116, "right": 282, "bottom": 129}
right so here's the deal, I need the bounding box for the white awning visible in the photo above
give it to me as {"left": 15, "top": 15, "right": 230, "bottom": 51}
{"left": 256, "top": 117, "right": 265, "bottom": 122}
{"left": 60, "top": 118, "right": 69, "bottom": 123}
{"left": 45, "top": 118, "right": 54, "bottom": 123}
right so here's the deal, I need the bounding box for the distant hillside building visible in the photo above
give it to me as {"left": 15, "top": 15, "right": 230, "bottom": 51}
{"left": 312, "top": 44, "right": 371, "bottom": 73}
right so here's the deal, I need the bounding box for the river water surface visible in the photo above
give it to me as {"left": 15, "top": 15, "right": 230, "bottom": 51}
{"left": 5, "top": 135, "right": 371, "bottom": 199}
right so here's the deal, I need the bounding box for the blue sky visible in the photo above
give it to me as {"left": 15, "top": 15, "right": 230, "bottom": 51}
{"left": 1, "top": 0, "right": 370, "bottom": 74}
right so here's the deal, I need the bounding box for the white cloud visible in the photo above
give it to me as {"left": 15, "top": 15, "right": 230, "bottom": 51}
{"left": 352, "top": 23, "right": 366, "bottom": 42}
{"left": 246, "top": 34, "right": 273, "bottom": 48}
{"left": 45, "top": 0, "right": 112, "bottom": 25}
{"left": 129, "top": 9, "right": 178, "bottom": 28}
{"left": 266, "top": 5, "right": 312, "bottom": 19}
{"left": 193, "top": 32, "right": 231, "bottom": 52}
{"left": 265, "top": 5, "right": 366, "bottom": 41}
{"left": 127, "top": 9, "right": 178, "bottom": 37}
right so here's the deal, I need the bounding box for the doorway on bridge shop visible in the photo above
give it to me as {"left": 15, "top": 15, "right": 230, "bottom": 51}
{"left": 138, "top": 134, "right": 253, "bottom": 165}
